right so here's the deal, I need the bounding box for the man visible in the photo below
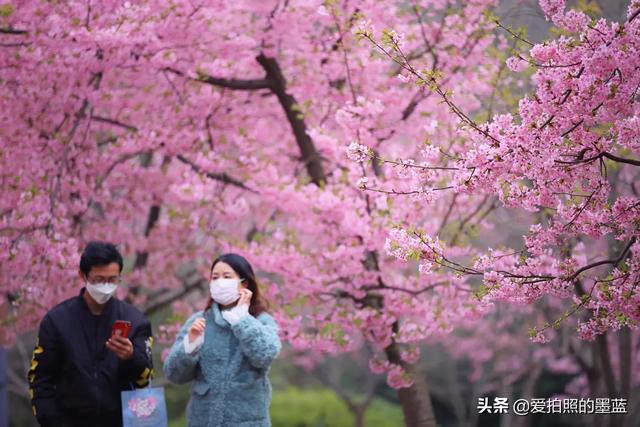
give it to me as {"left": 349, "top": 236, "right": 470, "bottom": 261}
{"left": 27, "top": 241, "right": 154, "bottom": 427}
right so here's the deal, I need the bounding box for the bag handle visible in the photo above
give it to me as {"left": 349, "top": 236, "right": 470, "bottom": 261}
{"left": 129, "top": 378, "right": 153, "bottom": 390}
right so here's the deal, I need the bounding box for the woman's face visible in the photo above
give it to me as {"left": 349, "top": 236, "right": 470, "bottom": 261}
{"left": 211, "top": 261, "right": 247, "bottom": 290}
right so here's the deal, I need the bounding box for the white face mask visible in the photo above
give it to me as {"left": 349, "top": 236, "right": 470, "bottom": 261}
{"left": 85, "top": 282, "right": 118, "bottom": 304}
{"left": 209, "top": 278, "right": 242, "bottom": 305}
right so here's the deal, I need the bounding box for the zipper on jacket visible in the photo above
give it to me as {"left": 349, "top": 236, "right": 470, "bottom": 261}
{"left": 94, "top": 317, "right": 101, "bottom": 418}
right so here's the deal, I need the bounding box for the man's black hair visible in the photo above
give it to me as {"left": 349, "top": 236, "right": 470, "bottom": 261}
{"left": 79, "top": 241, "right": 124, "bottom": 275}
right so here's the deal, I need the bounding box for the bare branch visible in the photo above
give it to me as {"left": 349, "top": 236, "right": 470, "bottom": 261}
{"left": 168, "top": 55, "right": 327, "bottom": 186}
{"left": 256, "top": 54, "right": 326, "bottom": 185}
{"left": 176, "top": 154, "right": 256, "bottom": 192}
{"left": 143, "top": 270, "right": 207, "bottom": 316}
{"left": 565, "top": 237, "right": 636, "bottom": 282}
{"left": 164, "top": 67, "right": 271, "bottom": 91}
{"left": 602, "top": 152, "right": 640, "bottom": 167}
{"left": 93, "top": 116, "right": 138, "bottom": 132}
{"left": 0, "top": 27, "right": 27, "bottom": 35}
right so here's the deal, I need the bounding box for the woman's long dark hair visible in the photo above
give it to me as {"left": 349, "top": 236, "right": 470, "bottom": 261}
{"left": 204, "top": 253, "right": 269, "bottom": 316}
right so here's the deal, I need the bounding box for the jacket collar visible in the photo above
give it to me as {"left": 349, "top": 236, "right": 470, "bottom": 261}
{"left": 208, "top": 303, "right": 230, "bottom": 328}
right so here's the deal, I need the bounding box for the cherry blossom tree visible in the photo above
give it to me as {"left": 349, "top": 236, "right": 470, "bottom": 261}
{"left": 0, "top": 0, "right": 505, "bottom": 424}
{"left": 5, "top": 0, "right": 638, "bottom": 425}
{"left": 352, "top": 0, "right": 640, "bottom": 425}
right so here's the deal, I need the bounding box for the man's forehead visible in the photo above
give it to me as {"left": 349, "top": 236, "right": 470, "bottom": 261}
{"left": 87, "top": 262, "right": 120, "bottom": 275}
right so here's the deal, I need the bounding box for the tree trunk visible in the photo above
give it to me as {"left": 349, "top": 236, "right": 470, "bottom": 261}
{"left": 595, "top": 334, "right": 622, "bottom": 427}
{"left": 516, "top": 364, "right": 543, "bottom": 427}
{"left": 621, "top": 392, "right": 640, "bottom": 427}
{"left": 385, "top": 342, "right": 437, "bottom": 427}
{"left": 618, "top": 328, "right": 630, "bottom": 400}
{"left": 444, "top": 353, "right": 467, "bottom": 425}
{"left": 0, "top": 347, "right": 7, "bottom": 427}
{"left": 353, "top": 406, "right": 366, "bottom": 427}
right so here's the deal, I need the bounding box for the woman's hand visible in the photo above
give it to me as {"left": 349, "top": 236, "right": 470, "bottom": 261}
{"left": 238, "top": 288, "right": 252, "bottom": 306}
{"left": 188, "top": 317, "right": 206, "bottom": 342}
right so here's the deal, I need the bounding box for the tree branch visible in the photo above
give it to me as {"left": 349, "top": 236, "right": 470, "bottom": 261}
{"left": 90, "top": 114, "right": 254, "bottom": 189}
{"left": 93, "top": 115, "right": 138, "bottom": 132}
{"left": 164, "top": 67, "right": 271, "bottom": 91}
{"left": 143, "top": 269, "right": 207, "bottom": 316}
{"left": 178, "top": 55, "right": 327, "bottom": 185}
{"left": 255, "top": 54, "right": 326, "bottom": 185}
{"left": 176, "top": 154, "right": 255, "bottom": 192}
{"left": 126, "top": 154, "right": 165, "bottom": 301}
{"left": 133, "top": 204, "right": 161, "bottom": 270}
{"left": 565, "top": 237, "right": 636, "bottom": 282}
{"left": 96, "top": 151, "right": 148, "bottom": 190}
{"left": 365, "top": 281, "right": 458, "bottom": 296}
{"left": 602, "top": 152, "right": 640, "bottom": 167}
{"left": 0, "top": 28, "right": 27, "bottom": 35}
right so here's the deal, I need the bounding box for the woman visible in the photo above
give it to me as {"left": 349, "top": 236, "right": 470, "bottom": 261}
{"left": 163, "top": 253, "right": 281, "bottom": 427}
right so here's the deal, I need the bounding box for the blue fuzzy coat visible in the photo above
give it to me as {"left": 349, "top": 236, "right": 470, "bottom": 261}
{"left": 163, "top": 304, "right": 281, "bottom": 427}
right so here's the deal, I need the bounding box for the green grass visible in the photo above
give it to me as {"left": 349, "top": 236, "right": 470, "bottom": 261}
{"left": 169, "top": 417, "right": 186, "bottom": 427}
{"left": 168, "top": 387, "right": 404, "bottom": 427}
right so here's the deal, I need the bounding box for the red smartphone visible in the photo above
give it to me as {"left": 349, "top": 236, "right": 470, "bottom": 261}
{"left": 111, "top": 320, "right": 132, "bottom": 339}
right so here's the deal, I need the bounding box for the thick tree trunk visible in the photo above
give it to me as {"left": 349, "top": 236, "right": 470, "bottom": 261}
{"left": 621, "top": 392, "right": 640, "bottom": 427}
{"left": 618, "top": 328, "right": 630, "bottom": 400}
{"left": 515, "top": 364, "right": 543, "bottom": 427}
{"left": 444, "top": 355, "right": 465, "bottom": 425}
{"left": 596, "top": 334, "right": 622, "bottom": 427}
{"left": 0, "top": 347, "right": 7, "bottom": 427}
{"left": 353, "top": 406, "right": 366, "bottom": 427}
{"left": 385, "top": 342, "right": 437, "bottom": 427}
{"left": 499, "top": 383, "right": 513, "bottom": 427}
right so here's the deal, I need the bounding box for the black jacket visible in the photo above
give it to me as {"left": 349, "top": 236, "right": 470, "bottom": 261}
{"left": 27, "top": 288, "right": 154, "bottom": 427}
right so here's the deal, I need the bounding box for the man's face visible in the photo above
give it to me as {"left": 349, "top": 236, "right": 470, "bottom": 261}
{"left": 79, "top": 262, "right": 121, "bottom": 284}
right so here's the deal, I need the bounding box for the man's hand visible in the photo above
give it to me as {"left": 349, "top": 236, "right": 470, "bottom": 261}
{"left": 106, "top": 335, "right": 134, "bottom": 360}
